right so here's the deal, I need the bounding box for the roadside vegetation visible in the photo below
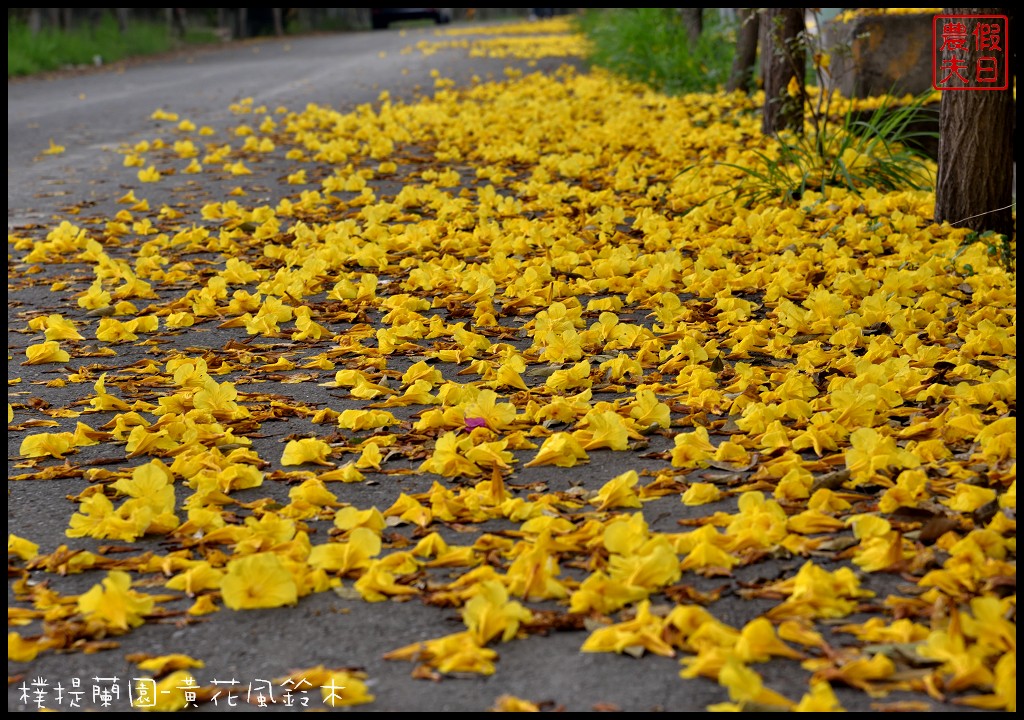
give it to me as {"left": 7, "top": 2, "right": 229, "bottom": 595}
{"left": 576, "top": 9, "right": 985, "bottom": 267}
{"left": 576, "top": 8, "right": 736, "bottom": 95}
{"left": 8, "top": 12, "right": 1015, "bottom": 713}
{"left": 7, "top": 14, "right": 221, "bottom": 78}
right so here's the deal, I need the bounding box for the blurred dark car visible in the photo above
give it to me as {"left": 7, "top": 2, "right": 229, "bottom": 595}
{"left": 370, "top": 8, "right": 452, "bottom": 30}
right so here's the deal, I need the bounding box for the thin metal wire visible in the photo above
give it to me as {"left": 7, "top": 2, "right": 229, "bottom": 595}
{"left": 949, "top": 204, "right": 1017, "bottom": 226}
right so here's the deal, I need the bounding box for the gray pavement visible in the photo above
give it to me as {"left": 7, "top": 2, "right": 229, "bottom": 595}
{"left": 8, "top": 18, "right": 1014, "bottom": 713}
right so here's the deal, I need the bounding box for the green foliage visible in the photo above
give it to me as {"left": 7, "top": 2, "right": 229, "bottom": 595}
{"left": 724, "top": 91, "right": 939, "bottom": 206}
{"left": 722, "top": 8, "right": 940, "bottom": 207}
{"left": 576, "top": 8, "right": 735, "bottom": 95}
{"left": 951, "top": 230, "right": 1016, "bottom": 275}
{"left": 8, "top": 16, "right": 179, "bottom": 78}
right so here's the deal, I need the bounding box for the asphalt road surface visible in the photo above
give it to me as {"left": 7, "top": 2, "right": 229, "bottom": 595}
{"left": 8, "top": 19, "right": 1004, "bottom": 713}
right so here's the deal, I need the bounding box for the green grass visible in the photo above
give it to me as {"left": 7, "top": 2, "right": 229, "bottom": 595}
{"left": 723, "top": 91, "right": 940, "bottom": 207}
{"left": 575, "top": 8, "right": 736, "bottom": 95}
{"left": 8, "top": 16, "right": 219, "bottom": 78}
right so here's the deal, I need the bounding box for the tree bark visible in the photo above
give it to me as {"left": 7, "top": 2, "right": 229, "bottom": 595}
{"left": 167, "top": 8, "right": 187, "bottom": 39}
{"left": 114, "top": 8, "right": 129, "bottom": 34}
{"left": 727, "top": 8, "right": 760, "bottom": 93}
{"left": 760, "top": 8, "right": 807, "bottom": 135}
{"left": 678, "top": 8, "right": 704, "bottom": 44}
{"left": 934, "top": 8, "right": 1015, "bottom": 236}
{"left": 28, "top": 8, "right": 43, "bottom": 34}
{"left": 237, "top": 8, "right": 249, "bottom": 39}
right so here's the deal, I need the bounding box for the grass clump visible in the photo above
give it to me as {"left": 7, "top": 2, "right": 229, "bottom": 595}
{"left": 8, "top": 16, "right": 218, "bottom": 78}
{"left": 575, "top": 8, "right": 735, "bottom": 95}
{"left": 726, "top": 90, "right": 940, "bottom": 206}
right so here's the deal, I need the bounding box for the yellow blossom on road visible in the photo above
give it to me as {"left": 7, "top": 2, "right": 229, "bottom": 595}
{"left": 5, "top": 17, "right": 1017, "bottom": 712}
{"left": 524, "top": 432, "right": 589, "bottom": 468}
{"left": 77, "top": 570, "right": 155, "bottom": 631}
{"left": 220, "top": 553, "right": 298, "bottom": 610}
{"left": 581, "top": 600, "right": 676, "bottom": 657}
{"left": 591, "top": 470, "right": 643, "bottom": 510}
{"left": 23, "top": 340, "right": 70, "bottom": 365}
{"left": 281, "top": 437, "right": 333, "bottom": 466}
{"left": 462, "top": 580, "right": 533, "bottom": 644}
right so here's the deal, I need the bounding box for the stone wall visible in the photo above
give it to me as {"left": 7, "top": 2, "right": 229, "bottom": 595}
{"left": 826, "top": 12, "right": 935, "bottom": 98}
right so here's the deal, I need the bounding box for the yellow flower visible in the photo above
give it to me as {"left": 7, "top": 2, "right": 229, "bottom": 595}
{"left": 671, "top": 426, "right": 715, "bottom": 468}
{"left": 320, "top": 670, "right": 375, "bottom": 707}
{"left": 383, "top": 493, "right": 433, "bottom": 528}
{"left": 77, "top": 570, "right": 155, "bottom": 631}
{"left": 463, "top": 388, "right": 518, "bottom": 431}
{"left": 523, "top": 432, "right": 589, "bottom": 468}
{"left": 734, "top": 617, "right": 804, "bottom": 663}
{"left": 462, "top": 580, "right": 533, "bottom": 644}
{"left": 19, "top": 432, "right": 74, "bottom": 459}
{"left": 418, "top": 431, "right": 482, "bottom": 477}
{"left": 96, "top": 317, "right": 139, "bottom": 343}
{"left": 629, "top": 388, "right": 671, "bottom": 428}
{"left": 166, "top": 561, "right": 225, "bottom": 596}
{"left": 505, "top": 533, "right": 570, "bottom": 600}
{"left": 591, "top": 470, "right": 643, "bottom": 510}
{"left": 134, "top": 671, "right": 195, "bottom": 711}
{"left": 574, "top": 410, "right": 634, "bottom": 451}
{"left": 165, "top": 311, "right": 195, "bottom": 328}
{"left": 8, "top": 534, "right": 40, "bottom": 561}
{"left": 682, "top": 482, "right": 722, "bottom": 506}
{"left": 492, "top": 695, "right": 541, "bottom": 712}
{"left": 220, "top": 553, "right": 298, "bottom": 610}
{"left": 23, "top": 340, "right": 70, "bottom": 365}
{"left": 711, "top": 653, "right": 795, "bottom": 710}
{"left": 794, "top": 680, "right": 845, "bottom": 712}
{"left": 187, "top": 595, "right": 219, "bottom": 616}
{"left": 42, "top": 138, "right": 65, "bottom": 155}
{"left": 8, "top": 632, "right": 57, "bottom": 662}
{"left": 41, "top": 313, "right": 84, "bottom": 341}
{"left": 281, "top": 437, "right": 334, "bottom": 466}
{"left": 333, "top": 506, "right": 386, "bottom": 533}
{"left": 844, "top": 427, "right": 920, "bottom": 485}
{"left": 581, "top": 600, "right": 675, "bottom": 657}
{"left": 384, "top": 631, "right": 498, "bottom": 675}
{"left": 942, "top": 483, "right": 997, "bottom": 512}
{"left": 309, "top": 527, "right": 381, "bottom": 575}
{"left": 138, "top": 166, "right": 162, "bottom": 182}
{"left": 337, "top": 409, "right": 399, "bottom": 431}
{"left": 355, "top": 441, "right": 384, "bottom": 470}
{"left": 134, "top": 653, "right": 205, "bottom": 675}
{"left": 312, "top": 462, "right": 362, "bottom": 483}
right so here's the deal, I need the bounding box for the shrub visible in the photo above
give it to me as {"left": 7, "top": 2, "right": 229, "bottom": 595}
{"left": 724, "top": 90, "right": 940, "bottom": 206}
{"left": 576, "top": 8, "right": 736, "bottom": 95}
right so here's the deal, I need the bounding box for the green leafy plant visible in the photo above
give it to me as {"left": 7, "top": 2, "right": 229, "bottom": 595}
{"left": 576, "top": 8, "right": 736, "bottom": 95}
{"left": 724, "top": 90, "right": 939, "bottom": 206}
{"left": 722, "top": 9, "right": 938, "bottom": 206}
{"left": 7, "top": 15, "right": 218, "bottom": 78}
{"left": 950, "top": 230, "right": 1016, "bottom": 275}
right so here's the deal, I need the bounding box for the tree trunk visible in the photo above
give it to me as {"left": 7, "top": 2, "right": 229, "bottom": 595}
{"left": 678, "top": 8, "right": 703, "bottom": 44}
{"left": 28, "top": 8, "right": 43, "bottom": 34}
{"left": 166, "top": 8, "right": 187, "bottom": 39}
{"left": 727, "top": 8, "right": 760, "bottom": 93}
{"left": 934, "top": 8, "right": 1015, "bottom": 236}
{"left": 114, "top": 8, "right": 129, "bottom": 34}
{"left": 272, "top": 8, "right": 285, "bottom": 36}
{"left": 237, "top": 8, "right": 249, "bottom": 39}
{"left": 760, "top": 8, "right": 807, "bottom": 135}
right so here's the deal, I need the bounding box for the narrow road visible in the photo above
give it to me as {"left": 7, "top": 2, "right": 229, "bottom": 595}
{"left": 8, "top": 18, "right": 1010, "bottom": 714}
